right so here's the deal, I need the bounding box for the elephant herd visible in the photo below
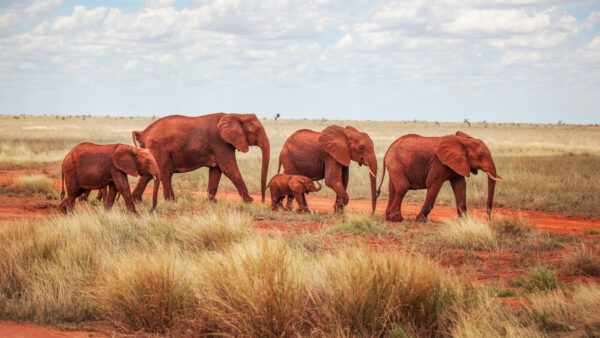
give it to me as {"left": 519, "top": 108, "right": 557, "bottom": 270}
{"left": 59, "top": 113, "right": 503, "bottom": 222}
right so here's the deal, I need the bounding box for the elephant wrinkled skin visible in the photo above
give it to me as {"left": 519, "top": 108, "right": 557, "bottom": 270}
{"left": 278, "top": 125, "right": 378, "bottom": 214}
{"left": 378, "top": 131, "right": 502, "bottom": 222}
{"left": 267, "top": 174, "right": 322, "bottom": 213}
{"left": 131, "top": 113, "right": 270, "bottom": 203}
{"left": 59, "top": 143, "right": 161, "bottom": 214}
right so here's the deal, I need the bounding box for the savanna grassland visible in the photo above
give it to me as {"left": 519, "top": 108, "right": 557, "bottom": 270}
{"left": 1, "top": 114, "right": 600, "bottom": 337}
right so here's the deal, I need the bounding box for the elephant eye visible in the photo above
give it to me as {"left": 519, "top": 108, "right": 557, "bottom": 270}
{"left": 359, "top": 144, "right": 365, "bottom": 151}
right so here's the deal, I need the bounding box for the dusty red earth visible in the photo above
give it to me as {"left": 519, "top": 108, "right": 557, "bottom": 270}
{"left": 0, "top": 322, "right": 100, "bottom": 337}
{"left": 1, "top": 166, "right": 599, "bottom": 336}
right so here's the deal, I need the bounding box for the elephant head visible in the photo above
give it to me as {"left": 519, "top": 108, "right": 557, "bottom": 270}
{"left": 217, "top": 113, "right": 270, "bottom": 203}
{"left": 319, "top": 125, "right": 378, "bottom": 213}
{"left": 435, "top": 131, "right": 503, "bottom": 218}
{"left": 289, "top": 176, "right": 322, "bottom": 194}
{"left": 112, "top": 145, "right": 161, "bottom": 212}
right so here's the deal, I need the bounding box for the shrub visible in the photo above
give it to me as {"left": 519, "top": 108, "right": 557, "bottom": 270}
{"left": 510, "top": 267, "right": 562, "bottom": 293}
{"left": 560, "top": 244, "right": 600, "bottom": 276}
{"left": 94, "top": 253, "right": 197, "bottom": 333}
{"left": 489, "top": 214, "right": 531, "bottom": 236}
{"left": 2, "top": 174, "right": 56, "bottom": 196}
{"left": 197, "top": 239, "right": 309, "bottom": 337}
{"left": 312, "top": 249, "right": 459, "bottom": 336}
{"left": 439, "top": 217, "right": 497, "bottom": 251}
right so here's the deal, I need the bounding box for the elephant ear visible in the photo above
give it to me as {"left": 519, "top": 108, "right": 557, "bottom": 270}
{"left": 455, "top": 131, "right": 473, "bottom": 138}
{"left": 345, "top": 126, "right": 360, "bottom": 133}
{"left": 435, "top": 136, "right": 470, "bottom": 177}
{"left": 218, "top": 114, "right": 249, "bottom": 153}
{"left": 288, "top": 176, "right": 305, "bottom": 194}
{"left": 319, "top": 126, "right": 351, "bottom": 167}
{"left": 112, "top": 145, "right": 139, "bottom": 177}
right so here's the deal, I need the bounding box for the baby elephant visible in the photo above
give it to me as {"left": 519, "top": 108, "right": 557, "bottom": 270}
{"left": 59, "top": 143, "right": 161, "bottom": 214}
{"left": 268, "top": 174, "right": 321, "bottom": 213}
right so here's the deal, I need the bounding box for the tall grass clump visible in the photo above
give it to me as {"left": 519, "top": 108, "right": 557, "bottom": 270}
{"left": 94, "top": 253, "right": 198, "bottom": 334}
{"left": 489, "top": 214, "right": 532, "bottom": 236}
{"left": 197, "top": 238, "right": 309, "bottom": 337}
{"left": 311, "top": 249, "right": 459, "bottom": 336}
{"left": 325, "top": 213, "right": 391, "bottom": 236}
{"left": 439, "top": 217, "right": 497, "bottom": 251}
{"left": 525, "top": 283, "right": 600, "bottom": 336}
{"left": 510, "top": 267, "right": 563, "bottom": 293}
{"left": 560, "top": 244, "right": 600, "bottom": 276}
{"left": 2, "top": 174, "right": 56, "bottom": 196}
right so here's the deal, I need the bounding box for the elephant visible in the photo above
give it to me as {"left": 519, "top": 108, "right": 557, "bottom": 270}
{"left": 78, "top": 188, "right": 106, "bottom": 202}
{"left": 58, "top": 143, "right": 161, "bottom": 214}
{"left": 377, "top": 131, "right": 503, "bottom": 222}
{"left": 267, "top": 174, "right": 322, "bottom": 212}
{"left": 278, "top": 125, "right": 378, "bottom": 214}
{"left": 131, "top": 113, "right": 270, "bottom": 204}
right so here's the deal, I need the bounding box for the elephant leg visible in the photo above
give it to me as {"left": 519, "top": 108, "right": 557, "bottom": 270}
{"left": 161, "top": 171, "right": 176, "bottom": 201}
{"left": 416, "top": 180, "right": 445, "bottom": 222}
{"left": 284, "top": 195, "right": 294, "bottom": 210}
{"left": 112, "top": 171, "right": 137, "bottom": 214}
{"left": 132, "top": 175, "right": 152, "bottom": 202}
{"left": 293, "top": 193, "right": 306, "bottom": 213}
{"left": 104, "top": 184, "right": 118, "bottom": 210}
{"left": 208, "top": 166, "right": 222, "bottom": 202}
{"left": 218, "top": 153, "right": 253, "bottom": 203}
{"left": 385, "top": 179, "right": 396, "bottom": 217}
{"left": 96, "top": 188, "right": 105, "bottom": 201}
{"left": 450, "top": 176, "right": 467, "bottom": 217}
{"left": 325, "top": 160, "right": 349, "bottom": 213}
{"left": 79, "top": 190, "right": 91, "bottom": 202}
{"left": 302, "top": 194, "right": 310, "bottom": 213}
{"left": 342, "top": 166, "right": 349, "bottom": 190}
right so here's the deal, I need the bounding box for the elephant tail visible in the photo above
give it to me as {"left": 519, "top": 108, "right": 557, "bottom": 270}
{"left": 60, "top": 169, "right": 65, "bottom": 200}
{"left": 277, "top": 159, "right": 282, "bottom": 174}
{"left": 376, "top": 159, "right": 386, "bottom": 199}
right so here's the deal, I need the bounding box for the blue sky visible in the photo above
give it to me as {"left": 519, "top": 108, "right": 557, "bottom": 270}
{"left": 1, "top": 0, "right": 599, "bottom": 123}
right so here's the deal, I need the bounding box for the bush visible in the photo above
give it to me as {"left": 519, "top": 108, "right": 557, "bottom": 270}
{"left": 439, "top": 217, "right": 497, "bottom": 251}
{"left": 312, "top": 249, "right": 459, "bottom": 336}
{"left": 94, "top": 253, "right": 197, "bottom": 333}
{"left": 560, "top": 244, "right": 600, "bottom": 276}
{"left": 510, "top": 267, "right": 563, "bottom": 293}
{"left": 2, "top": 174, "right": 56, "bottom": 196}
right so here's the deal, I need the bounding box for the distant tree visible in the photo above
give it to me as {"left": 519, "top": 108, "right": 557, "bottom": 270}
{"left": 463, "top": 118, "right": 471, "bottom": 127}
{"left": 274, "top": 113, "right": 281, "bottom": 120}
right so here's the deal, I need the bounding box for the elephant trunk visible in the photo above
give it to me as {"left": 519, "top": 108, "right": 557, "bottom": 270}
{"left": 150, "top": 177, "right": 160, "bottom": 213}
{"left": 486, "top": 163, "right": 500, "bottom": 220}
{"left": 258, "top": 130, "right": 270, "bottom": 203}
{"left": 367, "top": 155, "right": 378, "bottom": 215}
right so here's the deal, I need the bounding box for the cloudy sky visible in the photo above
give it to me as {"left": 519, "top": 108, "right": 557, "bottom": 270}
{"left": 1, "top": 0, "right": 599, "bottom": 123}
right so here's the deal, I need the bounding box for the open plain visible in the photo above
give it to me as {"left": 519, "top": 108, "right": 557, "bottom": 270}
{"left": 1, "top": 115, "right": 599, "bottom": 337}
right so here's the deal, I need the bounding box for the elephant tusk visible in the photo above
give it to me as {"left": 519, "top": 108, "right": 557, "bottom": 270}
{"left": 367, "top": 166, "right": 376, "bottom": 178}
{"left": 486, "top": 171, "right": 503, "bottom": 182}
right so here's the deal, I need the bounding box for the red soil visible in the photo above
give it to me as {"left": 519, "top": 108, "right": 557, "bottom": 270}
{"left": 0, "top": 322, "right": 100, "bottom": 337}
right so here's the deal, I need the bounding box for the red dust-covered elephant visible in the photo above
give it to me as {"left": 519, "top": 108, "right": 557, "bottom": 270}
{"left": 378, "top": 131, "right": 503, "bottom": 222}
{"left": 131, "top": 113, "right": 270, "bottom": 203}
{"left": 59, "top": 143, "right": 161, "bottom": 214}
{"left": 267, "top": 174, "right": 322, "bottom": 212}
{"left": 278, "top": 125, "right": 378, "bottom": 213}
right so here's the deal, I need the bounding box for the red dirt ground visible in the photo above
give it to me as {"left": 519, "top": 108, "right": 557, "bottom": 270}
{"left": 1, "top": 167, "right": 599, "bottom": 336}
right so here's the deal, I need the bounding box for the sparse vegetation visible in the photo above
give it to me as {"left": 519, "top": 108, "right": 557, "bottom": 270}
{"left": 439, "top": 217, "right": 497, "bottom": 251}
{"left": 560, "top": 244, "right": 600, "bottom": 276}
{"left": 1, "top": 174, "right": 56, "bottom": 196}
{"left": 509, "top": 267, "right": 563, "bottom": 293}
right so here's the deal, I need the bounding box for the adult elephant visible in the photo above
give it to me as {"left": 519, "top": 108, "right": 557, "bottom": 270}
{"left": 278, "top": 125, "right": 378, "bottom": 213}
{"left": 131, "top": 113, "right": 270, "bottom": 203}
{"left": 377, "top": 131, "right": 502, "bottom": 222}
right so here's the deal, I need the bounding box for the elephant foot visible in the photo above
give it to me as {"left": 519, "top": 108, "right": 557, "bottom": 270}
{"left": 242, "top": 195, "right": 254, "bottom": 204}
{"left": 334, "top": 204, "right": 344, "bottom": 214}
{"left": 295, "top": 208, "right": 306, "bottom": 214}
{"left": 385, "top": 212, "right": 404, "bottom": 222}
{"left": 416, "top": 213, "right": 428, "bottom": 222}
{"left": 133, "top": 196, "right": 143, "bottom": 203}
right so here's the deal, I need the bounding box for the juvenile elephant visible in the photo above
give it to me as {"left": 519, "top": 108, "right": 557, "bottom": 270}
{"left": 279, "top": 125, "right": 378, "bottom": 214}
{"left": 131, "top": 113, "right": 270, "bottom": 203}
{"left": 59, "top": 143, "right": 161, "bottom": 214}
{"left": 378, "top": 131, "right": 502, "bottom": 222}
{"left": 268, "top": 174, "right": 322, "bottom": 212}
{"left": 78, "top": 188, "right": 106, "bottom": 202}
